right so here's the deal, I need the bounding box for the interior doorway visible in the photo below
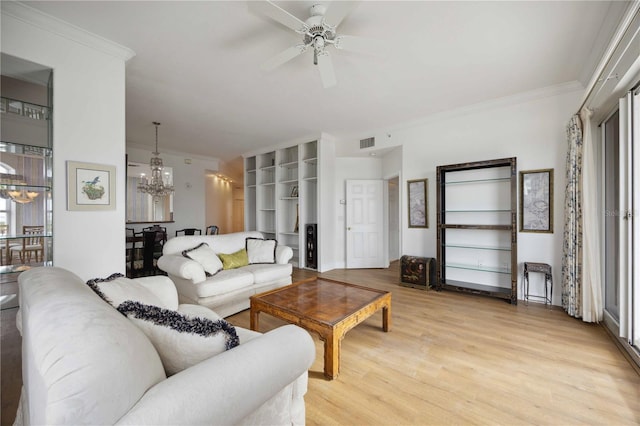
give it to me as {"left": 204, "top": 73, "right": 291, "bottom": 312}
{"left": 387, "top": 176, "right": 400, "bottom": 262}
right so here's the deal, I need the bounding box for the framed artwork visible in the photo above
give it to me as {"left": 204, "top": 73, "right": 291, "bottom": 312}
{"left": 290, "top": 185, "right": 298, "bottom": 198}
{"left": 67, "top": 161, "right": 116, "bottom": 211}
{"left": 520, "top": 169, "right": 553, "bottom": 233}
{"left": 408, "top": 178, "right": 428, "bottom": 228}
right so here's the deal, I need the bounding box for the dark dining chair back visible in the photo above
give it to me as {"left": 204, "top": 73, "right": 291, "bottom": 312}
{"left": 176, "top": 228, "right": 202, "bottom": 236}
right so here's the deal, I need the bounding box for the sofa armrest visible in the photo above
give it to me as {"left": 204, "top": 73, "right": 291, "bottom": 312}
{"left": 275, "top": 244, "right": 293, "bottom": 264}
{"left": 157, "top": 255, "right": 206, "bottom": 284}
{"left": 132, "top": 276, "right": 179, "bottom": 310}
{"left": 117, "top": 324, "right": 315, "bottom": 426}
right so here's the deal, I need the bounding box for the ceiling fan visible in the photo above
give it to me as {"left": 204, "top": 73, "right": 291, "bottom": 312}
{"left": 250, "top": 1, "right": 372, "bottom": 88}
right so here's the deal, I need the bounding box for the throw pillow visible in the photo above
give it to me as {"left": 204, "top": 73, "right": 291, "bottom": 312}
{"left": 218, "top": 248, "right": 249, "bottom": 270}
{"left": 86, "top": 273, "right": 164, "bottom": 309}
{"left": 182, "top": 242, "right": 223, "bottom": 276}
{"left": 117, "top": 300, "right": 240, "bottom": 376}
{"left": 245, "top": 237, "right": 277, "bottom": 264}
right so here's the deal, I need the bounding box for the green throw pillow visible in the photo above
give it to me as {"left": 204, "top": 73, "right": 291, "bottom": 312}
{"left": 218, "top": 249, "right": 249, "bottom": 270}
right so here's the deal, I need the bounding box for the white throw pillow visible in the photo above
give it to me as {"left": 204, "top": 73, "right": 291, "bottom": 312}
{"left": 182, "top": 242, "right": 223, "bottom": 276}
{"left": 246, "top": 237, "right": 277, "bottom": 264}
{"left": 86, "top": 273, "right": 165, "bottom": 308}
{"left": 117, "top": 300, "right": 240, "bottom": 376}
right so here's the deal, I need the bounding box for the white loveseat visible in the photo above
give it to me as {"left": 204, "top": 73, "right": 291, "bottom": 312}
{"left": 158, "top": 231, "right": 293, "bottom": 317}
{"left": 15, "top": 267, "right": 315, "bottom": 425}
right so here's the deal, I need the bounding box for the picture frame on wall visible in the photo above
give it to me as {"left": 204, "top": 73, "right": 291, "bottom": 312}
{"left": 408, "top": 178, "right": 428, "bottom": 228}
{"left": 67, "top": 161, "right": 116, "bottom": 211}
{"left": 520, "top": 168, "right": 553, "bottom": 233}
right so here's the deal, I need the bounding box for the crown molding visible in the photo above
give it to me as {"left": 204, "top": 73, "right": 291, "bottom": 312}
{"left": 1, "top": 1, "right": 135, "bottom": 61}
{"left": 342, "top": 80, "right": 585, "bottom": 144}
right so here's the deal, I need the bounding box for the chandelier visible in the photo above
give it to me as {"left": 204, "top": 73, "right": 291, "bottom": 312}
{"left": 0, "top": 172, "right": 40, "bottom": 204}
{"left": 137, "top": 121, "right": 174, "bottom": 198}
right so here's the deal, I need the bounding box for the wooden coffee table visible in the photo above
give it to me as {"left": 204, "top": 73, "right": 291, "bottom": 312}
{"left": 250, "top": 277, "right": 391, "bottom": 380}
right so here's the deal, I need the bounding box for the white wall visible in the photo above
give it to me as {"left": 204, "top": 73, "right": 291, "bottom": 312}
{"left": 126, "top": 146, "right": 220, "bottom": 237}
{"left": 333, "top": 84, "right": 583, "bottom": 304}
{"left": 1, "top": 3, "right": 133, "bottom": 280}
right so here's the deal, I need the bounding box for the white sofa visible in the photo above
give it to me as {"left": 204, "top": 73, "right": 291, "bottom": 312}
{"left": 15, "top": 266, "right": 315, "bottom": 425}
{"left": 158, "top": 231, "right": 293, "bottom": 317}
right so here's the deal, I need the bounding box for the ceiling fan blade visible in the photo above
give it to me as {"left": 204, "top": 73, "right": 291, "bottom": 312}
{"left": 334, "top": 35, "right": 380, "bottom": 56}
{"left": 249, "top": 1, "right": 307, "bottom": 33}
{"left": 317, "top": 52, "right": 337, "bottom": 88}
{"left": 261, "top": 45, "right": 306, "bottom": 71}
{"left": 323, "top": 1, "right": 359, "bottom": 28}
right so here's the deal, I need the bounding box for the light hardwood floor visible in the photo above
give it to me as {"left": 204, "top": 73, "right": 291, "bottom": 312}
{"left": 231, "top": 263, "right": 640, "bottom": 425}
{"left": 2, "top": 263, "right": 639, "bottom": 425}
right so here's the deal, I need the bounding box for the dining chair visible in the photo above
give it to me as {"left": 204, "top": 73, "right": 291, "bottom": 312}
{"left": 205, "top": 225, "right": 219, "bottom": 235}
{"left": 175, "top": 228, "right": 202, "bottom": 236}
{"left": 128, "top": 230, "right": 160, "bottom": 277}
{"left": 10, "top": 225, "right": 44, "bottom": 264}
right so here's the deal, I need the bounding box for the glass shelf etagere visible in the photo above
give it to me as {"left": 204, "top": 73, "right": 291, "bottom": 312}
{"left": 436, "top": 157, "right": 517, "bottom": 304}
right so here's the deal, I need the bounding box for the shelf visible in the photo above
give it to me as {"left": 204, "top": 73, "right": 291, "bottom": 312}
{"left": 441, "top": 279, "right": 512, "bottom": 298}
{"left": 247, "top": 169, "right": 256, "bottom": 173}
{"left": 259, "top": 208, "right": 275, "bottom": 211}
{"left": 0, "top": 184, "right": 51, "bottom": 191}
{"left": 279, "top": 232, "right": 299, "bottom": 236}
{"left": 281, "top": 197, "right": 299, "bottom": 200}
{"left": 260, "top": 182, "right": 275, "bottom": 186}
{"left": 258, "top": 230, "right": 276, "bottom": 234}
{"left": 1, "top": 233, "right": 53, "bottom": 240}
{"left": 445, "top": 209, "right": 511, "bottom": 213}
{"left": 279, "top": 161, "right": 298, "bottom": 169}
{"left": 441, "top": 224, "right": 512, "bottom": 230}
{"left": 444, "top": 243, "right": 511, "bottom": 251}
{"left": 303, "top": 157, "right": 317, "bottom": 164}
{"left": 446, "top": 263, "right": 510, "bottom": 274}
{"left": 259, "top": 165, "right": 276, "bottom": 171}
{"left": 303, "top": 176, "right": 318, "bottom": 181}
{"left": 445, "top": 177, "right": 511, "bottom": 185}
{"left": 247, "top": 184, "right": 256, "bottom": 188}
{"left": 279, "top": 178, "right": 298, "bottom": 184}
{"left": 0, "top": 261, "right": 52, "bottom": 275}
{"left": 436, "top": 157, "right": 517, "bottom": 304}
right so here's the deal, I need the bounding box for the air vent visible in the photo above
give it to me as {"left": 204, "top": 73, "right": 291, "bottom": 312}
{"left": 360, "top": 137, "right": 375, "bottom": 149}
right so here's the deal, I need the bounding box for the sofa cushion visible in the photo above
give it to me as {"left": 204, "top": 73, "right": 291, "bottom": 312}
{"left": 117, "top": 300, "right": 240, "bottom": 376}
{"left": 243, "top": 263, "right": 294, "bottom": 284}
{"left": 218, "top": 248, "right": 249, "bottom": 270}
{"left": 246, "top": 237, "right": 277, "bottom": 264}
{"left": 193, "top": 268, "right": 255, "bottom": 298}
{"left": 182, "top": 242, "right": 223, "bottom": 276}
{"left": 86, "top": 273, "right": 165, "bottom": 309}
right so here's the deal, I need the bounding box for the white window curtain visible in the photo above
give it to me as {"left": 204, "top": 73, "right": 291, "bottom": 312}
{"left": 562, "top": 109, "right": 603, "bottom": 322}
{"left": 580, "top": 108, "right": 603, "bottom": 322}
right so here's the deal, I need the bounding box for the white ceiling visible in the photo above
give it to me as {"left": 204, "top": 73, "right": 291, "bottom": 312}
{"left": 19, "top": 1, "right": 627, "bottom": 163}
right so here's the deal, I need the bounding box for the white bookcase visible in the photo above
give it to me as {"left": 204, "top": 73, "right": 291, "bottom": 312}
{"left": 244, "top": 137, "right": 331, "bottom": 270}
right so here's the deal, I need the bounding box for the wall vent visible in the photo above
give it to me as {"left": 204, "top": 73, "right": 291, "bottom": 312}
{"left": 360, "top": 137, "right": 375, "bottom": 149}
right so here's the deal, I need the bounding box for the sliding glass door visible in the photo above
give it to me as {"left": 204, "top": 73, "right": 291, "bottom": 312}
{"left": 604, "top": 87, "right": 640, "bottom": 356}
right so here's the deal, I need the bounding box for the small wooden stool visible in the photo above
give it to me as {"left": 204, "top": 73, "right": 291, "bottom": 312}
{"left": 523, "top": 262, "right": 552, "bottom": 305}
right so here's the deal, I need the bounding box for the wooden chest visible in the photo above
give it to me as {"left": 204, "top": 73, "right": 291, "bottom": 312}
{"left": 400, "top": 255, "right": 435, "bottom": 290}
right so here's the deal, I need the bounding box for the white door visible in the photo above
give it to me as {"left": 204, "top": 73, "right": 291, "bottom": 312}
{"left": 346, "top": 180, "right": 385, "bottom": 268}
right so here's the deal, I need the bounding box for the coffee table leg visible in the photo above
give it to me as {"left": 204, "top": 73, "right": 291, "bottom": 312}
{"left": 382, "top": 303, "right": 391, "bottom": 332}
{"left": 250, "top": 309, "right": 260, "bottom": 331}
{"left": 322, "top": 331, "right": 341, "bottom": 380}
